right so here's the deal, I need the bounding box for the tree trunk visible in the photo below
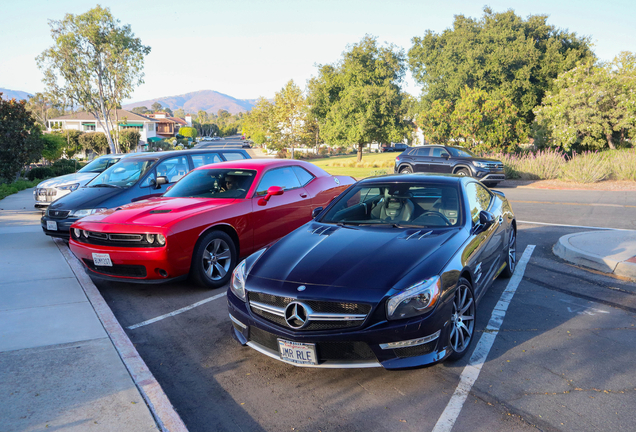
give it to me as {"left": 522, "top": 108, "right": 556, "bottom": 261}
{"left": 606, "top": 132, "right": 616, "bottom": 150}
{"left": 357, "top": 144, "right": 363, "bottom": 162}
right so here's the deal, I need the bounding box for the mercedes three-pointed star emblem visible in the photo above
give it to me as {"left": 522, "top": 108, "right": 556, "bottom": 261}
{"left": 284, "top": 301, "right": 310, "bottom": 329}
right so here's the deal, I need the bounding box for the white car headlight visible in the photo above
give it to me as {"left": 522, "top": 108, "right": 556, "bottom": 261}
{"left": 58, "top": 183, "right": 80, "bottom": 191}
{"left": 473, "top": 161, "right": 488, "bottom": 168}
{"left": 230, "top": 260, "right": 247, "bottom": 302}
{"left": 386, "top": 276, "right": 441, "bottom": 320}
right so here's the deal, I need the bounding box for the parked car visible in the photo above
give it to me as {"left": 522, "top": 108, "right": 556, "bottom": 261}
{"left": 227, "top": 174, "right": 516, "bottom": 369}
{"left": 33, "top": 154, "right": 130, "bottom": 208}
{"left": 41, "top": 149, "right": 250, "bottom": 240}
{"left": 380, "top": 143, "right": 409, "bottom": 153}
{"left": 394, "top": 145, "right": 505, "bottom": 187}
{"left": 68, "top": 159, "right": 355, "bottom": 288}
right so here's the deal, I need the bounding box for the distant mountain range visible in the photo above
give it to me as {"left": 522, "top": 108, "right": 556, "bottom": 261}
{"left": 0, "top": 87, "right": 259, "bottom": 115}
{"left": 123, "top": 90, "right": 258, "bottom": 115}
{"left": 0, "top": 88, "right": 32, "bottom": 101}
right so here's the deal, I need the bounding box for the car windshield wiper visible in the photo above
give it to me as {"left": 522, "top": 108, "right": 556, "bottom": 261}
{"left": 336, "top": 222, "right": 360, "bottom": 227}
{"left": 90, "top": 183, "right": 122, "bottom": 188}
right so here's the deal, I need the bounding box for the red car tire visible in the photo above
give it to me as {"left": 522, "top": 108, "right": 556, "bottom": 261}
{"left": 190, "top": 230, "right": 237, "bottom": 289}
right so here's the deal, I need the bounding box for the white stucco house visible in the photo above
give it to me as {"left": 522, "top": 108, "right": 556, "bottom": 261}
{"left": 47, "top": 109, "right": 161, "bottom": 152}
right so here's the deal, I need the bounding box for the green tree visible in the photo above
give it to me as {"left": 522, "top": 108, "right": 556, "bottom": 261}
{"left": 25, "top": 92, "right": 57, "bottom": 127}
{"left": 118, "top": 129, "right": 140, "bottom": 153}
{"left": 62, "top": 130, "right": 84, "bottom": 158}
{"left": 408, "top": 7, "right": 594, "bottom": 126}
{"left": 41, "top": 133, "right": 66, "bottom": 162}
{"left": 242, "top": 97, "right": 274, "bottom": 142}
{"left": 417, "top": 99, "right": 454, "bottom": 145}
{"left": 451, "top": 87, "right": 523, "bottom": 152}
{"left": 308, "top": 35, "right": 410, "bottom": 162}
{"left": 79, "top": 132, "right": 109, "bottom": 154}
{"left": 37, "top": 5, "right": 151, "bottom": 154}
{"left": 0, "top": 95, "right": 44, "bottom": 182}
{"left": 174, "top": 108, "right": 186, "bottom": 118}
{"left": 271, "top": 80, "right": 308, "bottom": 157}
{"left": 178, "top": 126, "right": 198, "bottom": 140}
{"left": 534, "top": 53, "right": 636, "bottom": 150}
{"left": 151, "top": 102, "right": 162, "bottom": 112}
{"left": 131, "top": 106, "right": 149, "bottom": 114}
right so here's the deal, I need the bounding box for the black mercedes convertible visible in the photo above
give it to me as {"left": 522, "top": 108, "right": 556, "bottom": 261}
{"left": 227, "top": 174, "right": 516, "bottom": 369}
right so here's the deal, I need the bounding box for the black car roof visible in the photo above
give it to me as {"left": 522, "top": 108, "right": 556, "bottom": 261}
{"left": 359, "top": 173, "right": 464, "bottom": 185}
{"left": 120, "top": 149, "right": 246, "bottom": 161}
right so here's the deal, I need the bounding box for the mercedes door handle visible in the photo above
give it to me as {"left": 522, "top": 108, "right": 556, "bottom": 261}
{"left": 300, "top": 193, "right": 308, "bottom": 198}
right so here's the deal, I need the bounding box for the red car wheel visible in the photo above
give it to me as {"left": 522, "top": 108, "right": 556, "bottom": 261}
{"left": 191, "top": 230, "right": 237, "bottom": 289}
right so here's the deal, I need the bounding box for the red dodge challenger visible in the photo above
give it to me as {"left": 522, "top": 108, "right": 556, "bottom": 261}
{"left": 69, "top": 159, "right": 354, "bottom": 288}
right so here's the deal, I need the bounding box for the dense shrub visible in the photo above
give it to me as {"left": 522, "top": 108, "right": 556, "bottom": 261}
{"left": 559, "top": 152, "right": 612, "bottom": 183}
{"left": 27, "top": 167, "right": 55, "bottom": 181}
{"left": 605, "top": 149, "right": 636, "bottom": 181}
{"left": 80, "top": 132, "right": 109, "bottom": 153}
{"left": 119, "top": 129, "right": 141, "bottom": 153}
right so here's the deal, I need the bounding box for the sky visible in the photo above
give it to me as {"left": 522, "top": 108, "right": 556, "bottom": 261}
{"left": 1, "top": 0, "right": 635, "bottom": 104}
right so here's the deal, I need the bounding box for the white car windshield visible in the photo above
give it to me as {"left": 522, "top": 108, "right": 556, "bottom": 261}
{"left": 78, "top": 156, "right": 120, "bottom": 173}
{"left": 87, "top": 159, "right": 157, "bottom": 188}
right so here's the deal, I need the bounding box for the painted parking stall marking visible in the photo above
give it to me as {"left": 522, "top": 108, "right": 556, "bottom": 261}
{"left": 127, "top": 292, "right": 227, "bottom": 330}
{"left": 432, "top": 245, "right": 536, "bottom": 432}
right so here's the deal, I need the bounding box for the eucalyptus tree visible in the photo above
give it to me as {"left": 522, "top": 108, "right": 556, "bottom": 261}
{"left": 308, "top": 35, "right": 410, "bottom": 162}
{"left": 37, "top": 5, "right": 151, "bottom": 154}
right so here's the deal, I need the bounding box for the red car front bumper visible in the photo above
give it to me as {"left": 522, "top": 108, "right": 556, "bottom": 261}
{"left": 69, "top": 238, "right": 189, "bottom": 282}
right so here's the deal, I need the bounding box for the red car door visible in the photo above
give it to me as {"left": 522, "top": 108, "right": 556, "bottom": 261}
{"left": 250, "top": 166, "right": 312, "bottom": 251}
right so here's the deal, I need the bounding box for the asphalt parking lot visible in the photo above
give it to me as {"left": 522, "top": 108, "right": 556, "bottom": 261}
{"left": 86, "top": 186, "right": 636, "bottom": 432}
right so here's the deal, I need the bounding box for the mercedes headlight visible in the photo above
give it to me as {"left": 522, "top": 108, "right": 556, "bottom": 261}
{"left": 58, "top": 183, "right": 80, "bottom": 191}
{"left": 386, "top": 276, "right": 441, "bottom": 320}
{"left": 230, "top": 260, "right": 247, "bottom": 302}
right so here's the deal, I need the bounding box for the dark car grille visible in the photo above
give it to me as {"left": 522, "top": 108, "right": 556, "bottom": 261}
{"left": 484, "top": 162, "right": 504, "bottom": 172}
{"left": 46, "top": 209, "right": 70, "bottom": 219}
{"left": 72, "top": 230, "right": 161, "bottom": 248}
{"left": 249, "top": 327, "right": 377, "bottom": 362}
{"left": 82, "top": 259, "right": 147, "bottom": 278}
{"left": 248, "top": 292, "right": 372, "bottom": 331}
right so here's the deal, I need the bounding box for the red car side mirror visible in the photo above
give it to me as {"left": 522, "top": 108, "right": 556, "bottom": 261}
{"left": 257, "top": 186, "right": 284, "bottom": 206}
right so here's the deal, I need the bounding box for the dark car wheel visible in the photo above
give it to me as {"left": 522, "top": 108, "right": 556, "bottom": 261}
{"left": 501, "top": 227, "right": 517, "bottom": 278}
{"left": 191, "top": 230, "right": 236, "bottom": 289}
{"left": 455, "top": 168, "right": 470, "bottom": 177}
{"left": 399, "top": 166, "right": 413, "bottom": 174}
{"left": 448, "top": 278, "right": 476, "bottom": 360}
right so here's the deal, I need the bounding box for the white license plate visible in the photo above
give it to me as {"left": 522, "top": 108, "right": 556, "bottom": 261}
{"left": 46, "top": 221, "right": 57, "bottom": 231}
{"left": 92, "top": 253, "right": 113, "bottom": 267}
{"left": 278, "top": 339, "right": 317, "bottom": 365}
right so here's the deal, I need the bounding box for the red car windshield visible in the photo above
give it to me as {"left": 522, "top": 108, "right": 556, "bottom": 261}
{"left": 163, "top": 168, "right": 257, "bottom": 199}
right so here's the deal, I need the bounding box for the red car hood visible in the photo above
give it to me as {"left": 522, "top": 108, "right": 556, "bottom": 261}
{"left": 77, "top": 197, "right": 237, "bottom": 228}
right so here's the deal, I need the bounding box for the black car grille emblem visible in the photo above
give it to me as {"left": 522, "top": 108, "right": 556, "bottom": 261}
{"left": 284, "top": 302, "right": 310, "bottom": 329}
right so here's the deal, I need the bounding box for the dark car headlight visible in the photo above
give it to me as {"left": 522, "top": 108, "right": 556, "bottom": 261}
{"left": 230, "top": 248, "right": 267, "bottom": 302}
{"left": 387, "top": 276, "right": 441, "bottom": 320}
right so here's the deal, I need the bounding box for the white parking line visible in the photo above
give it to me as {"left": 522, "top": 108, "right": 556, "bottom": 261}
{"left": 127, "top": 292, "right": 227, "bottom": 330}
{"left": 432, "top": 245, "right": 536, "bottom": 432}
{"left": 518, "top": 220, "right": 633, "bottom": 231}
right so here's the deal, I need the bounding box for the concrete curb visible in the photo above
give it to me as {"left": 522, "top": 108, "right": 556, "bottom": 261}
{"left": 553, "top": 232, "right": 636, "bottom": 281}
{"left": 54, "top": 238, "right": 188, "bottom": 432}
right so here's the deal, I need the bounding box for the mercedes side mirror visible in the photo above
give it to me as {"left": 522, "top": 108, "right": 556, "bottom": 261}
{"left": 257, "top": 186, "right": 284, "bottom": 206}
{"left": 473, "top": 210, "right": 494, "bottom": 234}
{"left": 312, "top": 207, "right": 324, "bottom": 219}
